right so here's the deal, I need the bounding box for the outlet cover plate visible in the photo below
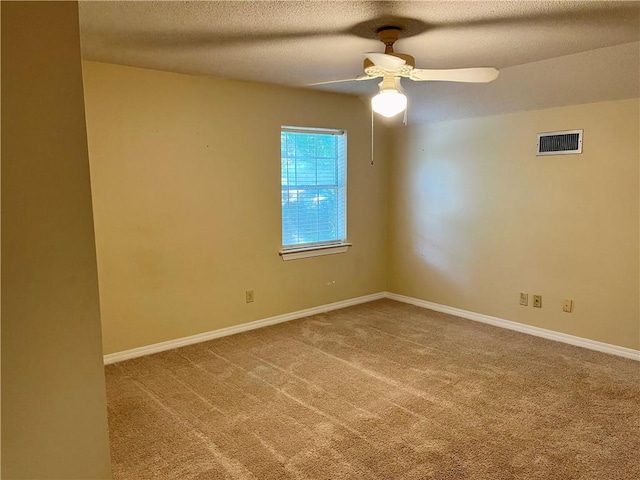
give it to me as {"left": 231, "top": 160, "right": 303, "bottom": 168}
{"left": 533, "top": 295, "right": 542, "bottom": 308}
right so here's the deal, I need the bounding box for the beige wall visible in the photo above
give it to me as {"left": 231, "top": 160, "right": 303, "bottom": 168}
{"left": 1, "top": 2, "right": 112, "bottom": 478}
{"left": 389, "top": 99, "right": 640, "bottom": 350}
{"left": 84, "top": 63, "right": 639, "bottom": 354}
{"left": 82, "top": 61, "right": 389, "bottom": 355}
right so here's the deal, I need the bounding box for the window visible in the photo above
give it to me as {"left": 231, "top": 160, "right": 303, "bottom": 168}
{"left": 280, "top": 127, "right": 349, "bottom": 260}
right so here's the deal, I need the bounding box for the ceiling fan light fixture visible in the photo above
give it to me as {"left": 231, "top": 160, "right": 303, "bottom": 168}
{"left": 371, "top": 77, "right": 407, "bottom": 118}
{"left": 371, "top": 89, "right": 407, "bottom": 118}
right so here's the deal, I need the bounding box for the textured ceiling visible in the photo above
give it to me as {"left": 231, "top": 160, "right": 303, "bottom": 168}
{"left": 79, "top": 1, "right": 640, "bottom": 124}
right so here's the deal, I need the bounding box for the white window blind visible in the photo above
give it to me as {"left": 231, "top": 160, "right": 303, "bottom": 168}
{"left": 281, "top": 127, "right": 347, "bottom": 249}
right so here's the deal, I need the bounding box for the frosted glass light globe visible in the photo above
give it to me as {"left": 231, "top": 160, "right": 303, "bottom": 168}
{"left": 371, "top": 89, "right": 407, "bottom": 118}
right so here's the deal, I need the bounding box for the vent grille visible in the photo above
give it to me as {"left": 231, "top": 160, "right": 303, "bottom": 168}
{"left": 536, "top": 129, "right": 583, "bottom": 155}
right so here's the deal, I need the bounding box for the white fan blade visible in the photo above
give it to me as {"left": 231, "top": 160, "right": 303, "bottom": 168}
{"left": 308, "top": 76, "right": 374, "bottom": 86}
{"left": 365, "top": 53, "right": 406, "bottom": 70}
{"left": 410, "top": 67, "right": 499, "bottom": 83}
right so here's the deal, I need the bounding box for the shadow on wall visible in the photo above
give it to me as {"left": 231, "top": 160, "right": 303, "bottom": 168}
{"left": 404, "top": 146, "right": 476, "bottom": 300}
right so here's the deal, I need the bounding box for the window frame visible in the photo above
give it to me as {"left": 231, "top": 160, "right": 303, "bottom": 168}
{"left": 279, "top": 126, "right": 351, "bottom": 260}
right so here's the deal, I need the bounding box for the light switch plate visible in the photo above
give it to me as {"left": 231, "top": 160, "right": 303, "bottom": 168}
{"left": 519, "top": 292, "right": 528, "bottom": 306}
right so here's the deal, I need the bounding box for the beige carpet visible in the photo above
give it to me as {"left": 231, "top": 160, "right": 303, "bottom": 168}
{"left": 105, "top": 299, "right": 640, "bottom": 479}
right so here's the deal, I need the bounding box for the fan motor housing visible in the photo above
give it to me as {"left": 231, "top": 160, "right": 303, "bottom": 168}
{"left": 364, "top": 53, "right": 415, "bottom": 70}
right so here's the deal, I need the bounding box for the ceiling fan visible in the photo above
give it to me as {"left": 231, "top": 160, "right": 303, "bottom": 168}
{"left": 316, "top": 26, "right": 500, "bottom": 119}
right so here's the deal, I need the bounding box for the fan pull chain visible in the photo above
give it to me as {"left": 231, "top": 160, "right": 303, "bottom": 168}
{"left": 371, "top": 107, "right": 375, "bottom": 165}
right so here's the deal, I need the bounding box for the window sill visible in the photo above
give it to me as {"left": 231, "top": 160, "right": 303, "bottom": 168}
{"left": 279, "top": 243, "right": 352, "bottom": 261}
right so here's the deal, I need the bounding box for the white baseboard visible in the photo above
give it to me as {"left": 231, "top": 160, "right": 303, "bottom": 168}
{"left": 385, "top": 292, "right": 640, "bottom": 361}
{"left": 104, "top": 291, "right": 639, "bottom": 365}
{"left": 103, "top": 292, "right": 386, "bottom": 364}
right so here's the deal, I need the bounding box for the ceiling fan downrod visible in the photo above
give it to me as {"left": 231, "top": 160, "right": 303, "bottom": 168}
{"left": 377, "top": 27, "right": 402, "bottom": 54}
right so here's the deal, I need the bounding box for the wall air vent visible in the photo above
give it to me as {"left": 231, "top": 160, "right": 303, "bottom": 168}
{"left": 536, "top": 129, "right": 583, "bottom": 156}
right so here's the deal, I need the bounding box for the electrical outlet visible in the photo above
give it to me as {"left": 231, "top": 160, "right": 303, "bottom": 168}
{"left": 519, "top": 292, "right": 528, "bottom": 306}
{"left": 563, "top": 299, "right": 573, "bottom": 313}
{"left": 533, "top": 295, "right": 542, "bottom": 308}
{"left": 245, "top": 290, "right": 254, "bottom": 303}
